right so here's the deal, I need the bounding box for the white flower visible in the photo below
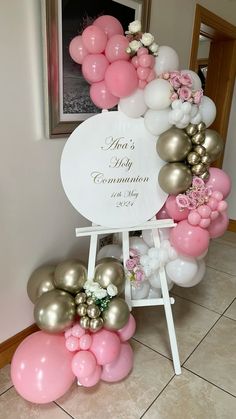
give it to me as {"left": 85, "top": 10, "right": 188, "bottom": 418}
{"left": 107, "top": 284, "right": 118, "bottom": 297}
{"left": 128, "top": 20, "right": 141, "bottom": 34}
{"left": 129, "top": 40, "right": 142, "bottom": 52}
{"left": 94, "top": 288, "right": 107, "bottom": 299}
{"left": 126, "top": 47, "right": 132, "bottom": 54}
{"left": 141, "top": 33, "right": 154, "bottom": 46}
{"left": 149, "top": 42, "right": 159, "bottom": 53}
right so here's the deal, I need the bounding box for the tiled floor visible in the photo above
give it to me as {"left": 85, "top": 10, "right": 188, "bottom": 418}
{"left": 0, "top": 232, "right": 236, "bottom": 418}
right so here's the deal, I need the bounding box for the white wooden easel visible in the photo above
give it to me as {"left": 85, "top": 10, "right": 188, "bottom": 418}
{"left": 76, "top": 218, "right": 181, "bottom": 375}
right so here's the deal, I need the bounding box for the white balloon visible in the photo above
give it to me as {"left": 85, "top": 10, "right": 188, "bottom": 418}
{"left": 154, "top": 46, "right": 179, "bottom": 75}
{"left": 159, "top": 228, "right": 171, "bottom": 241}
{"left": 190, "top": 112, "right": 202, "bottom": 125}
{"left": 149, "top": 258, "right": 160, "bottom": 270}
{"left": 181, "top": 101, "right": 192, "bottom": 114}
{"left": 159, "top": 248, "right": 169, "bottom": 266}
{"left": 140, "top": 254, "right": 150, "bottom": 266}
{"left": 144, "top": 79, "right": 172, "bottom": 110}
{"left": 142, "top": 229, "right": 154, "bottom": 247}
{"left": 148, "top": 247, "right": 159, "bottom": 258}
{"left": 166, "top": 255, "right": 198, "bottom": 284}
{"left": 172, "top": 99, "right": 182, "bottom": 110}
{"left": 144, "top": 109, "right": 172, "bottom": 135}
{"left": 199, "top": 96, "right": 216, "bottom": 127}
{"left": 97, "top": 244, "right": 122, "bottom": 261}
{"left": 161, "top": 239, "right": 171, "bottom": 250}
{"left": 148, "top": 287, "right": 162, "bottom": 298}
{"left": 131, "top": 281, "right": 150, "bottom": 299}
{"left": 119, "top": 89, "right": 148, "bottom": 118}
{"left": 168, "top": 246, "right": 178, "bottom": 261}
{"left": 176, "top": 260, "right": 206, "bottom": 288}
{"left": 181, "top": 69, "right": 202, "bottom": 90}
{"left": 149, "top": 271, "right": 173, "bottom": 289}
{"left": 171, "top": 108, "right": 184, "bottom": 123}
{"left": 129, "top": 237, "right": 149, "bottom": 255}
{"left": 190, "top": 104, "right": 199, "bottom": 118}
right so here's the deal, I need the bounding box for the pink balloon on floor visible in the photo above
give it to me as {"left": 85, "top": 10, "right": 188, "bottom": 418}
{"left": 82, "top": 54, "right": 109, "bottom": 83}
{"left": 105, "top": 60, "right": 138, "bottom": 98}
{"left": 117, "top": 314, "right": 136, "bottom": 342}
{"left": 72, "top": 350, "right": 97, "bottom": 379}
{"left": 93, "top": 15, "right": 123, "bottom": 39}
{"left": 156, "top": 204, "right": 170, "bottom": 220}
{"left": 90, "top": 81, "right": 119, "bottom": 109}
{"left": 205, "top": 168, "right": 231, "bottom": 199}
{"left": 101, "top": 342, "right": 133, "bottom": 382}
{"left": 170, "top": 220, "right": 210, "bottom": 257}
{"left": 207, "top": 211, "right": 229, "bottom": 238}
{"left": 78, "top": 365, "right": 102, "bottom": 387}
{"left": 90, "top": 329, "right": 121, "bottom": 365}
{"left": 105, "top": 35, "right": 129, "bottom": 62}
{"left": 82, "top": 25, "right": 107, "bottom": 54}
{"left": 69, "top": 35, "right": 88, "bottom": 64}
{"left": 11, "top": 332, "right": 75, "bottom": 404}
{"left": 165, "top": 195, "right": 190, "bottom": 221}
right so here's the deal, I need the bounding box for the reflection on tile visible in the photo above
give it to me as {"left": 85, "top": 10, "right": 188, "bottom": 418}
{"left": 0, "top": 365, "right": 12, "bottom": 395}
{"left": 224, "top": 299, "right": 236, "bottom": 320}
{"left": 133, "top": 296, "right": 219, "bottom": 364}
{"left": 143, "top": 369, "right": 236, "bottom": 419}
{"left": 206, "top": 241, "right": 236, "bottom": 275}
{"left": 0, "top": 387, "right": 70, "bottom": 419}
{"left": 216, "top": 231, "right": 236, "bottom": 247}
{"left": 172, "top": 266, "right": 236, "bottom": 313}
{"left": 185, "top": 317, "right": 236, "bottom": 396}
{"left": 57, "top": 341, "right": 174, "bottom": 419}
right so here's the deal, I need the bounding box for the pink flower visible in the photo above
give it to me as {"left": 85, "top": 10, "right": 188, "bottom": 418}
{"left": 176, "top": 194, "right": 190, "bottom": 208}
{"left": 192, "top": 177, "right": 205, "bottom": 188}
{"left": 179, "top": 72, "right": 193, "bottom": 87}
{"left": 169, "top": 74, "right": 181, "bottom": 89}
{"left": 170, "top": 92, "right": 178, "bottom": 101}
{"left": 135, "top": 269, "right": 145, "bottom": 282}
{"left": 129, "top": 248, "right": 139, "bottom": 257}
{"left": 193, "top": 89, "right": 203, "bottom": 105}
{"left": 126, "top": 258, "right": 137, "bottom": 270}
{"left": 178, "top": 86, "right": 192, "bottom": 101}
{"left": 162, "top": 72, "right": 170, "bottom": 80}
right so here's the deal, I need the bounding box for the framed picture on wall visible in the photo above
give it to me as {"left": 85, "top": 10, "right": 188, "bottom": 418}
{"left": 43, "top": 0, "right": 152, "bottom": 138}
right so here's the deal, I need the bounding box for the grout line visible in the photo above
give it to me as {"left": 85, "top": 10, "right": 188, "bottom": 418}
{"left": 132, "top": 337, "right": 173, "bottom": 363}
{"left": 54, "top": 401, "right": 75, "bottom": 419}
{"left": 0, "top": 385, "right": 13, "bottom": 397}
{"left": 223, "top": 314, "right": 236, "bottom": 321}
{"left": 205, "top": 263, "right": 236, "bottom": 278}
{"left": 170, "top": 292, "right": 222, "bottom": 315}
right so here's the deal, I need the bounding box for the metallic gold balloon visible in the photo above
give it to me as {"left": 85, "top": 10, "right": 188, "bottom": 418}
{"left": 75, "top": 292, "right": 87, "bottom": 305}
{"left": 158, "top": 163, "right": 192, "bottom": 195}
{"left": 77, "top": 303, "right": 88, "bottom": 317}
{"left": 87, "top": 296, "right": 96, "bottom": 306}
{"left": 191, "top": 163, "right": 207, "bottom": 176}
{"left": 89, "top": 317, "right": 103, "bottom": 332}
{"left": 94, "top": 258, "right": 125, "bottom": 295}
{"left": 87, "top": 304, "right": 101, "bottom": 319}
{"left": 34, "top": 289, "right": 75, "bottom": 333}
{"left": 156, "top": 128, "right": 192, "bottom": 162}
{"left": 199, "top": 170, "right": 210, "bottom": 180}
{"left": 80, "top": 316, "right": 90, "bottom": 329}
{"left": 27, "top": 265, "right": 56, "bottom": 304}
{"left": 197, "top": 121, "right": 206, "bottom": 132}
{"left": 202, "top": 129, "right": 224, "bottom": 162}
{"left": 191, "top": 132, "right": 205, "bottom": 145}
{"left": 185, "top": 124, "right": 198, "bottom": 137}
{"left": 102, "top": 297, "right": 130, "bottom": 330}
{"left": 187, "top": 152, "right": 201, "bottom": 165}
{"left": 193, "top": 145, "right": 206, "bottom": 157}
{"left": 201, "top": 153, "right": 211, "bottom": 165}
{"left": 54, "top": 259, "right": 87, "bottom": 294}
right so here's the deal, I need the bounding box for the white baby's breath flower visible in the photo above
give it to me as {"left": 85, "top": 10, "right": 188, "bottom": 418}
{"left": 129, "top": 40, "right": 142, "bottom": 52}
{"left": 126, "top": 47, "right": 132, "bottom": 54}
{"left": 141, "top": 33, "right": 154, "bottom": 46}
{"left": 94, "top": 288, "right": 107, "bottom": 299}
{"left": 149, "top": 42, "right": 159, "bottom": 53}
{"left": 128, "top": 20, "right": 141, "bottom": 34}
{"left": 107, "top": 284, "right": 118, "bottom": 297}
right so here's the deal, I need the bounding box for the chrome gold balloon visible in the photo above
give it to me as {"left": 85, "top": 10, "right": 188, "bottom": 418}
{"left": 191, "top": 132, "right": 205, "bottom": 145}
{"left": 80, "top": 316, "right": 90, "bottom": 329}
{"left": 197, "top": 121, "right": 206, "bottom": 132}
{"left": 156, "top": 128, "right": 192, "bottom": 162}
{"left": 27, "top": 265, "right": 56, "bottom": 304}
{"left": 34, "top": 289, "right": 76, "bottom": 333}
{"left": 77, "top": 303, "right": 88, "bottom": 317}
{"left": 158, "top": 163, "right": 192, "bottom": 195}
{"left": 89, "top": 317, "right": 103, "bottom": 332}
{"left": 187, "top": 152, "right": 201, "bottom": 165}
{"left": 102, "top": 297, "right": 130, "bottom": 330}
{"left": 75, "top": 292, "right": 87, "bottom": 305}
{"left": 94, "top": 258, "right": 125, "bottom": 295}
{"left": 202, "top": 129, "right": 224, "bottom": 162}
{"left": 199, "top": 170, "right": 210, "bottom": 180}
{"left": 54, "top": 259, "right": 87, "bottom": 294}
{"left": 193, "top": 145, "right": 206, "bottom": 157}
{"left": 86, "top": 296, "right": 96, "bottom": 306}
{"left": 191, "top": 163, "right": 207, "bottom": 176}
{"left": 87, "top": 304, "right": 101, "bottom": 319}
{"left": 201, "top": 153, "right": 211, "bottom": 165}
{"left": 185, "top": 123, "right": 198, "bottom": 137}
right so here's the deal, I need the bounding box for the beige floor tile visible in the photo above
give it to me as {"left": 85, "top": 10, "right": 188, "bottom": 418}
{"left": 0, "top": 365, "right": 12, "bottom": 395}
{"left": 57, "top": 340, "right": 174, "bottom": 419}
{"left": 0, "top": 387, "right": 70, "bottom": 419}
{"left": 206, "top": 241, "right": 236, "bottom": 276}
{"left": 185, "top": 316, "right": 236, "bottom": 396}
{"left": 172, "top": 266, "right": 236, "bottom": 313}
{"left": 215, "top": 231, "right": 236, "bottom": 248}
{"left": 224, "top": 299, "right": 236, "bottom": 320}
{"left": 133, "top": 296, "right": 219, "bottom": 364}
{"left": 143, "top": 369, "right": 236, "bottom": 419}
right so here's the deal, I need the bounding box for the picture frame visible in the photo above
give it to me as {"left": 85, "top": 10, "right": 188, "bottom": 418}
{"left": 43, "top": 0, "right": 152, "bottom": 138}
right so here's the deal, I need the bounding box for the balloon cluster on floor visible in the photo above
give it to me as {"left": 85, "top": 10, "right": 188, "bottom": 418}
{"left": 11, "top": 258, "right": 135, "bottom": 403}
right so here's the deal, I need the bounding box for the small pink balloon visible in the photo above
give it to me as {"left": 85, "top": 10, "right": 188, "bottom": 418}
{"left": 212, "top": 191, "right": 223, "bottom": 201}
{"left": 137, "top": 47, "right": 149, "bottom": 56}
{"left": 137, "top": 66, "right": 150, "bottom": 81}
{"left": 197, "top": 204, "right": 211, "bottom": 219}
{"left": 210, "top": 210, "right": 219, "bottom": 220}
{"left": 66, "top": 336, "right": 80, "bottom": 352}
{"left": 165, "top": 195, "right": 190, "bottom": 222}
{"left": 208, "top": 197, "right": 218, "bottom": 211}
{"left": 82, "top": 25, "right": 107, "bottom": 54}
{"left": 90, "top": 329, "right": 121, "bottom": 365}
{"left": 146, "top": 69, "right": 156, "bottom": 82}
{"left": 138, "top": 54, "right": 155, "bottom": 68}
{"left": 105, "top": 60, "right": 138, "bottom": 98}
{"left": 101, "top": 342, "right": 133, "bottom": 383}
{"left": 72, "top": 324, "right": 85, "bottom": 338}
{"left": 206, "top": 168, "right": 231, "bottom": 199}
{"left": 72, "top": 350, "right": 97, "bottom": 379}
{"left": 156, "top": 204, "right": 170, "bottom": 220}
{"left": 170, "top": 220, "right": 210, "bottom": 258}
{"left": 93, "top": 15, "right": 123, "bottom": 39}
{"left": 82, "top": 54, "right": 109, "bottom": 83}
{"left": 131, "top": 56, "right": 139, "bottom": 68}
{"left": 64, "top": 328, "right": 72, "bottom": 339}
{"left": 207, "top": 211, "right": 229, "bottom": 239}
{"left": 199, "top": 218, "right": 211, "bottom": 229}
{"left": 188, "top": 210, "right": 201, "bottom": 226}
{"left": 69, "top": 35, "right": 88, "bottom": 64}
{"left": 105, "top": 34, "right": 129, "bottom": 62}
{"left": 80, "top": 334, "right": 92, "bottom": 350}
{"left": 78, "top": 365, "right": 102, "bottom": 387}
{"left": 217, "top": 201, "right": 228, "bottom": 212}
{"left": 90, "top": 81, "right": 119, "bottom": 109}
{"left": 138, "top": 80, "right": 147, "bottom": 89}
{"left": 117, "top": 314, "right": 136, "bottom": 342}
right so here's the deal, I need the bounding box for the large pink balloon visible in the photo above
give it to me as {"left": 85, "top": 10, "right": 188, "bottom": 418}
{"left": 82, "top": 54, "right": 109, "bottom": 83}
{"left": 78, "top": 365, "right": 102, "bottom": 388}
{"left": 90, "top": 329, "right": 121, "bottom": 365}
{"left": 11, "top": 332, "right": 75, "bottom": 404}
{"left": 90, "top": 81, "right": 119, "bottom": 109}
{"left": 117, "top": 314, "right": 136, "bottom": 342}
{"left": 206, "top": 168, "right": 231, "bottom": 199}
{"left": 93, "top": 15, "right": 123, "bottom": 39}
{"left": 207, "top": 211, "right": 229, "bottom": 238}
{"left": 170, "top": 220, "right": 210, "bottom": 257}
{"left": 82, "top": 25, "right": 107, "bottom": 54}
{"left": 101, "top": 342, "right": 133, "bottom": 382}
{"left": 105, "top": 35, "right": 129, "bottom": 62}
{"left": 71, "top": 350, "right": 97, "bottom": 379}
{"left": 165, "top": 195, "right": 190, "bottom": 221}
{"left": 69, "top": 35, "right": 88, "bottom": 64}
{"left": 105, "top": 60, "right": 138, "bottom": 98}
{"left": 156, "top": 204, "right": 170, "bottom": 220}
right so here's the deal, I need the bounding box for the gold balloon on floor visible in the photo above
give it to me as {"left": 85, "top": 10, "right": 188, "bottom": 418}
{"left": 102, "top": 297, "right": 130, "bottom": 330}
{"left": 54, "top": 259, "right": 87, "bottom": 294}
{"left": 202, "top": 129, "right": 224, "bottom": 162}
{"left": 94, "top": 258, "right": 125, "bottom": 295}
{"left": 158, "top": 162, "right": 192, "bottom": 195}
{"left": 156, "top": 128, "right": 192, "bottom": 162}
{"left": 34, "top": 289, "right": 76, "bottom": 333}
{"left": 27, "top": 265, "right": 56, "bottom": 304}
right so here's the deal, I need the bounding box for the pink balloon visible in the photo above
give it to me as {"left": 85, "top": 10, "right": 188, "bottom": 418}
{"left": 101, "top": 342, "right": 133, "bottom": 383}
{"left": 199, "top": 218, "right": 211, "bottom": 228}
{"left": 105, "top": 60, "right": 138, "bottom": 98}
{"left": 170, "top": 220, "right": 210, "bottom": 257}
{"left": 93, "top": 15, "right": 123, "bottom": 39}
{"left": 82, "top": 25, "right": 107, "bottom": 54}
{"left": 207, "top": 211, "right": 229, "bottom": 238}
{"left": 66, "top": 336, "right": 80, "bottom": 352}
{"left": 147, "top": 69, "right": 156, "bottom": 82}
{"left": 80, "top": 334, "right": 92, "bottom": 350}
{"left": 217, "top": 201, "right": 228, "bottom": 212}
{"left": 206, "top": 168, "right": 231, "bottom": 199}
{"left": 211, "top": 210, "right": 219, "bottom": 220}
{"left": 208, "top": 197, "right": 218, "bottom": 210}
{"left": 212, "top": 191, "right": 223, "bottom": 201}
{"left": 137, "top": 47, "right": 149, "bottom": 56}
{"left": 165, "top": 195, "right": 190, "bottom": 221}
{"left": 138, "top": 54, "right": 155, "bottom": 68}
{"left": 188, "top": 210, "right": 201, "bottom": 226}
{"left": 197, "top": 205, "right": 211, "bottom": 218}
{"left": 131, "top": 56, "right": 139, "bottom": 68}
{"left": 72, "top": 350, "right": 97, "bottom": 379}
{"left": 11, "top": 332, "right": 75, "bottom": 404}
{"left": 137, "top": 66, "right": 150, "bottom": 81}
{"left": 82, "top": 54, "right": 109, "bottom": 83}
{"left": 90, "top": 81, "right": 119, "bottom": 109}
{"left": 138, "top": 80, "right": 147, "bottom": 89}
{"left": 69, "top": 35, "right": 88, "bottom": 64}
{"left": 105, "top": 35, "right": 129, "bottom": 62}
{"left": 72, "top": 323, "right": 85, "bottom": 338}
{"left": 78, "top": 365, "right": 102, "bottom": 388}
{"left": 156, "top": 204, "right": 170, "bottom": 220}
{"left": 90, "top": 329, "right": 121, "bottom": 365}
{"left": 117, "top": 314, "right": 136, "bottom": 342}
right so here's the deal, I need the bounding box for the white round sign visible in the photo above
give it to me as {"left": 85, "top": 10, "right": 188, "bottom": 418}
{"left": 61, "top": 111, "right": 167, "bottom": 228}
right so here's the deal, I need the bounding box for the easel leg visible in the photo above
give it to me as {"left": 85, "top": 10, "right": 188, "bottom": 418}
{"left": 87, "top": 234, "right": 98, "bottom": 279}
